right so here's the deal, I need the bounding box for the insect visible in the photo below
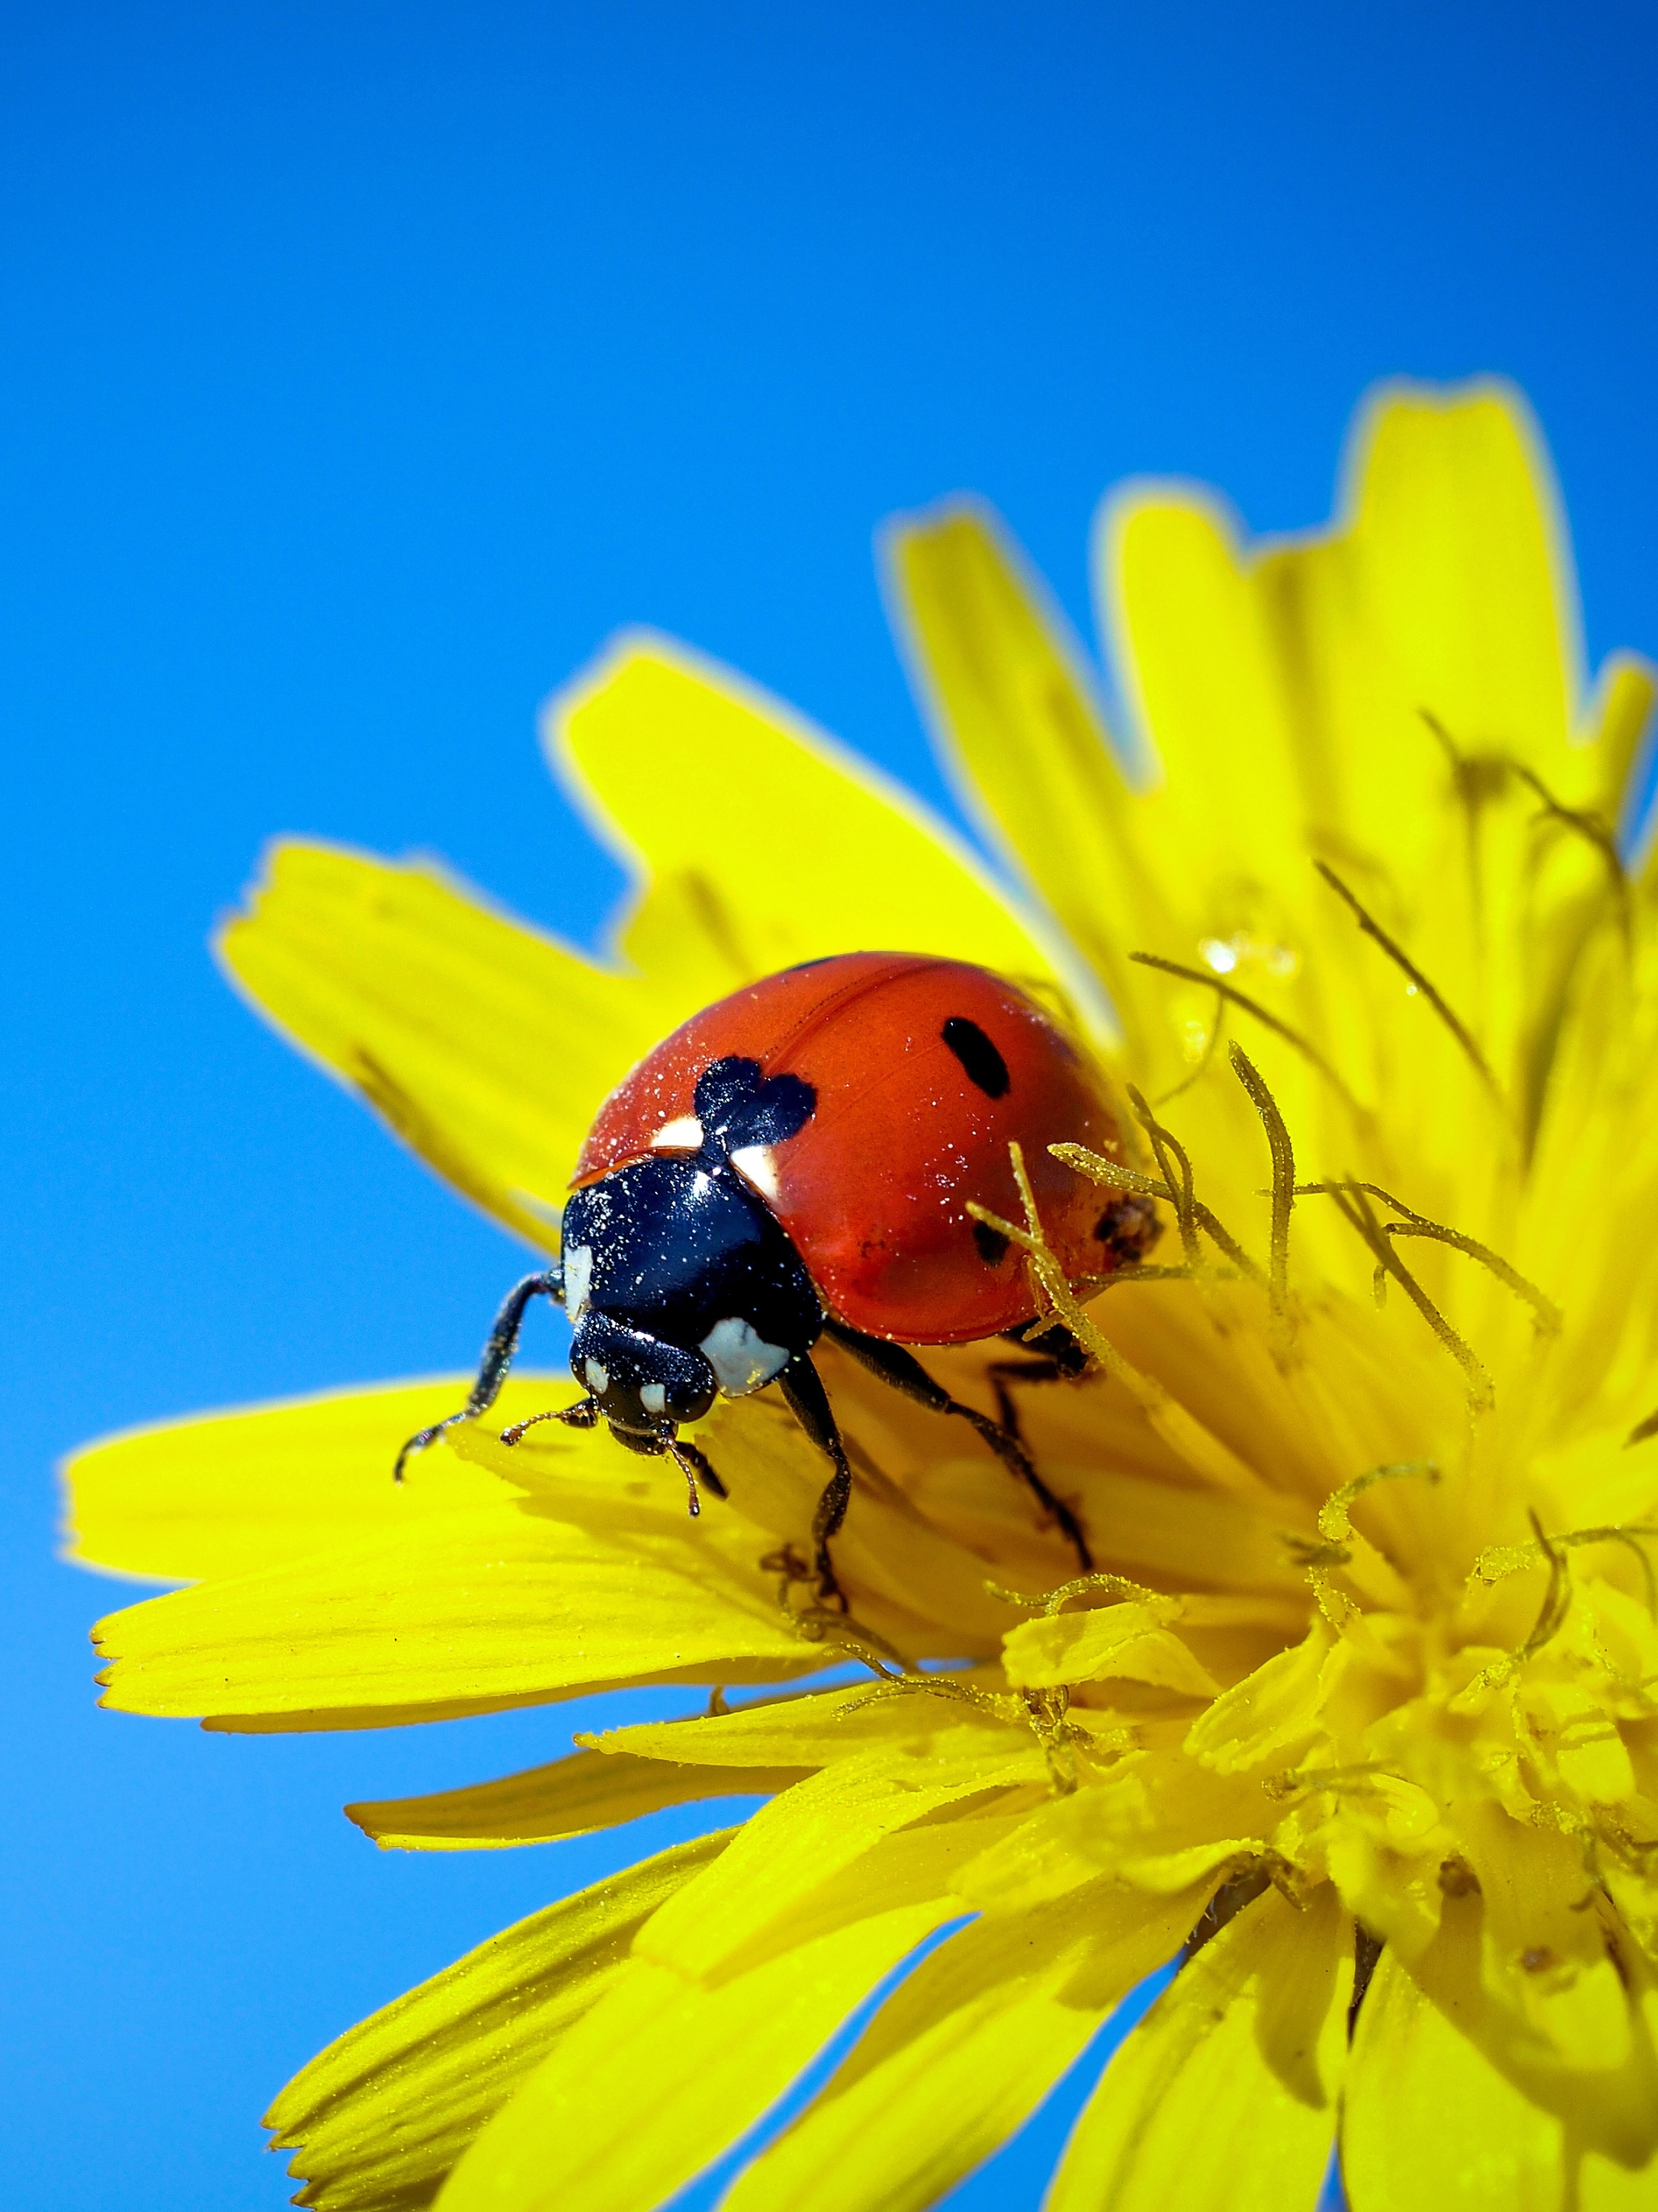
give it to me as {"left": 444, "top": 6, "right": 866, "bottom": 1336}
{"left": 397, "top": 952, "right": 1157, "bottom": 1601}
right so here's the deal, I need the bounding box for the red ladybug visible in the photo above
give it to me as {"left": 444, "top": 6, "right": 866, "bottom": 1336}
{"left": 398, "top": 954, "right": 1155, "bottom": 1600}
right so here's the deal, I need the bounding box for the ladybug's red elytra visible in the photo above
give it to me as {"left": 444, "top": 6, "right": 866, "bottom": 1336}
{"left": 397, "top": 953, "right": 1158, "bottom": 1602}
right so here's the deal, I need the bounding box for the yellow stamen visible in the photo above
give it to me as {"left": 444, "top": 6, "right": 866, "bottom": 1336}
{"left": 1317, "top": 1460, "right": 1440, "bottom": 1545}
{"left": 1294, "top": 1180, "right": 1561, "bottom": 1332}
{"left": 1313, "top": 859, "right": 1503, "bottom": 1107}
{"left": 1052, "top": 1139, "right": 1265, "bottom": 1284}
{"left": 1128, "top": 948, "right": 1358, "bottom": 1106}
{"left": 1314, "top": 1180, "right": 1494, "bottom": 1410}
{"left": 987, "top": 1569, "right": 1164, "bottom": 1616}
{"left": 1230, "top": 1043, "right": 1296, "bottom": 1359}
{"left": 1152, "top": 985, "right": 1225, "bottom": 1106}
{"left": 1509, "top": 759, "right": 1630, "bottom": 928}
{"left": 1520, "top": 1510, "right": 1575, "bottom": 1657}
{"left": 972, "top": 1162, "right": 1281, "bottom": 1505}
{"left": 1471, "top": 1521, "right": 1658, "bottom": 1618}
{"left": 1124, "top": 1087, "right": 1201, "bottom": 1266}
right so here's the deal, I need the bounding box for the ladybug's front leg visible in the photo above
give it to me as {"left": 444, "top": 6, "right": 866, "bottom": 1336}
{"left": 821, "top": 1318, "right": 1092, "bottom": 1572}
{"left": 776, "top": 1354, "right": 852, "bottom": 1610}
{"left": 393, "top": 1266, "right": 563, "bottom": 1480}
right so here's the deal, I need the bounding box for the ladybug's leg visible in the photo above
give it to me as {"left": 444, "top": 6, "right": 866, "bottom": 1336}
{"left": 985, "top": 1324, "right": 1091, "bottom": 1444}
{"left": 394, "top": 1267, "right": 562, "bottom": 1480}
{"left": 776, "top": 1354, "right": 853, "bottom": 1610}
{"left": 985, "top": 1359, "right": 1069, "bottom": 1442}
{"left": 670, "top": 1436, "right": 728, "bottom": 1500}
{"left": 821, "top": 1319, "right": 1092, "bottom": 1573}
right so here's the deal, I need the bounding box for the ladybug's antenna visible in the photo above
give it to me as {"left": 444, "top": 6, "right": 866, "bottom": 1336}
{"left": 500, "top": 1397, "right": 600, "bottom": 1445}
{"left": 670, "top": 1443, "right": 700, "bottom": 1517}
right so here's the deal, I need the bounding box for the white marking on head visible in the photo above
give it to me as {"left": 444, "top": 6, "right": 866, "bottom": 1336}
{"left": 651, "top": 1115, "right": 704, "bottom": 1151}
{"left": 640, "top": 1381, "right": 667, "bottom": 1415}
{"left": 562, "top": 1243, "right": 593, "bottom": 1323}
{"left": 699, "top": 1316, "right": 792, "bottom": 1397}
{"left": 729, "top": 1143, "right": 780, "bottom": 1200}
{"left": 584, "top": 1359, "right": 610, "bottom": 1395}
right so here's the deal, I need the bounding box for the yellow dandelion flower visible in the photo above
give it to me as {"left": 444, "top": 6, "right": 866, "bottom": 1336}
{"left": 65, "top": 378, "right": 1658, "bottom": 2212}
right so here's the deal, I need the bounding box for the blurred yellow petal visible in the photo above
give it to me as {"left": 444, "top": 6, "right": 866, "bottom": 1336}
{"left": 1581, "top": 649, "right": 1658, "bottom": 839}
{"left": 723, "top": 1877, "right": 1201, "bottom": 2212}
{"left": 1103, "top": 486, "right": 1313, "bottom": 938}
{"left": 1342, "top": 1946, "right": 1564, "bottom": 2211}
{"left": 884, "top": 504, "right": 1161, "bottom": 1047}
{"left": 438, "top": 1899, "right": 955, "bottom": 2212}
{"left": 1107, "top": 381, "right": 1583, "bottom": 901}
{"left": 1048, "top": 1884, "right": 1350, "bottom": 2212}
{"left": 1338, "top": 381, "right": 1582, "bottom": 794}
{"left": 553, "top": 634, "right": 1061, "bottom": 990}
{"left": 1370, "top": 1887, "right": 1658, "bottom": 2175}
{"left": 347, "top": 1748, "right": 810, "bottom": 1851}
{"left": 93, "top": 1498, "right": 821, "bottom": 1731}
{"left": 63, "top": 1376, "right": 564, "bottom": 1584}
{"left": 270, "top": 1829, "right": 729, "bottom": 2212}
{"left": 1581, "top": 2140, "right": 1658, "bottom": 2210}
{"left": 218, "top": 841, "right": 684, "bottom": 1248}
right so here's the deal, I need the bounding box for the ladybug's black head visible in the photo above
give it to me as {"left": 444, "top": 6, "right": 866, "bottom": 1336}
{"left": 559, "top": 1073, "right": 823, "bottom": 1455}
{"left": 567, "top": 1307, "right": 719, "bottom": 1445}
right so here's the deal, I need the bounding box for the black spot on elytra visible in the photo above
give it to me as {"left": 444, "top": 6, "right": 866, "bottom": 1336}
{"left": 972, "top": 1219, "right": 1010, "bottom": 1266}
{"left": 692, "top": 1057, "right": 816, "bottom": 1151}
{"left": 942, "top": 1017, "right": 1010, "bottom": 1098}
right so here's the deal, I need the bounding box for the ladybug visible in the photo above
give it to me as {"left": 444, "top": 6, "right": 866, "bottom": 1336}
{"left": 397, "top": 953, "right": 1158, "bottom": 1601}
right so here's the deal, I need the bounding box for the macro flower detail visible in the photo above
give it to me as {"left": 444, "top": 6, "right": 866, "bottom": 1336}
{"left": 65, "top": 380, "right": 1658, "bottom": 2209}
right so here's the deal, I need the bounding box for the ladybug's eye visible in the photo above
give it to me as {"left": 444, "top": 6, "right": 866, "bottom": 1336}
{"left": 942, "top": 1017, "right": 1010, "bottom": 1098}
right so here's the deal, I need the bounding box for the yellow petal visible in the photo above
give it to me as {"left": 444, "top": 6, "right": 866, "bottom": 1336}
{"left": 1593, "top": 650, "right": 1658, "bottom": 853}
{"left": 1048, "top": 1882, "right": 1350, "bottom": 2212}
{"left": 632, "top": 1729, "right": 1044, "bottom": 1981}
{"left": 1337, "top": 381, "right": 1582, "bottom": 799}
{"left": 346, "top": 1747, "right": 811, "bottom": 1851}
{"left": 269, "top": 1828, "right": 729, "bottom": 2212}
{"left": 1109, "top": 382, "right": 1581, "bottom": 896}
{"left": 1103, "top": 483, "right": 1314, "bottom": 942}
{"left": 1184, "top": 1620, "right": 1333, "bottom": 1773}
{"left": 883, "top": 502, "right": 1160, "bottom": 1046}
{"left": 553, "top": 634, "right": 1060, "bottom": 989}
{"left": 585, "top": 1681, "right": 1003, "bottom": 1769}
{"left": 1098, "top": 380, "right": 1595, "bottom": 1146}
{"left": 1581, "top": 2142, "right": 1658, "bottom": 2210}
{"left": 218, "top": 841, "right": 684, "bottom": 1248}
{"left": 1342, "top": 1944, "right": 1564, "bottom": 2211}
{"left": 93, "top": 1495, "right": 822, "bottom": 1731}
{"left": 64, "top": 1376, "right": 563, "bottom": 1584}
{"left": 437, "top": 1898, "right": 956, "bottom": 2212}
{"left": 946, "top": 1746, "right": 1263, "bottom": 1915}
{"left": 682, "top": 1379, "right": 1048, "bottom": 1658}
{"left": 1376, "top": 1885, "right": 1658, "bottom": 2171}
{"left": 1001, "top": 1601, "right": 1221, "bottom": 1698}
{"left": 721, "top": 1877, "right": 1201, "bottom": 2212}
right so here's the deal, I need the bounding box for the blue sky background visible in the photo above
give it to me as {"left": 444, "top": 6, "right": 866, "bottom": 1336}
{"left": 3, "top": 2, "right": 1656, "bottom": 2204}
